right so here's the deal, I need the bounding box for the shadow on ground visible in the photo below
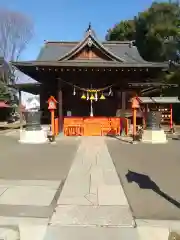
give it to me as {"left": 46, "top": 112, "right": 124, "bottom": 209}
{"left": 126, "top": 170, "right": 180, "bottom": 209}
{"left": 106, "top": 139, "right": 180, "bottom": 220}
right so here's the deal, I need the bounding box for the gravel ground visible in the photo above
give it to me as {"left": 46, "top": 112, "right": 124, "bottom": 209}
{"left": 0, "top": 135, "right": 79, "bottom": 181}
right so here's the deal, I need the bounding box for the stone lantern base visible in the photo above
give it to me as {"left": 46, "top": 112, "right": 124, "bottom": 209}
{"left": 141, "top": 129, "right": 167, "bottom": 144}
{"left": 19, "top": 111, "right": 47, "bottom": 144}
{"left": 19, "top": 129, "right": 47, "bottom": 144}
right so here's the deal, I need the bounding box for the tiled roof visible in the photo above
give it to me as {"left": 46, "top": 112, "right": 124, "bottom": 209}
{"left": 37, "top": 25, "right": 147, "bottom": 64}
{"left": 13, "top": 27, "right": 167, "bottom": 69}
{"left": 37, "top": 41, "right": 147, "bottom": 63}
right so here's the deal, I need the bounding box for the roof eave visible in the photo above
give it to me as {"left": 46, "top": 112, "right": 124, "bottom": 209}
{"left": 12, "top": 60, "right": 168, "bottom": 68}
{"left": 10, "top": 82, "right": 41, "bottom": 94}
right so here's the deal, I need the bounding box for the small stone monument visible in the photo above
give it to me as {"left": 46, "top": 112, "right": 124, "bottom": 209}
{"left": 19, "top": 97, "right": 47, "bottom": 144}
{"left": 142, "top": 110, "right": 167, "bottom": 144}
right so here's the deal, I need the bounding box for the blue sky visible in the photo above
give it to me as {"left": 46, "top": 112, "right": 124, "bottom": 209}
{"left": 0, "top": 0, "right": 164, "bottom": 61}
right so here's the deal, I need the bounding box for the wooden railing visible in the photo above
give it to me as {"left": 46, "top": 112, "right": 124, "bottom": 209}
{"left": 64, "top": 118, "right": 84, "bottom": 136}
{"left": 64, "top": 117, "right": 129, "bottom": 136}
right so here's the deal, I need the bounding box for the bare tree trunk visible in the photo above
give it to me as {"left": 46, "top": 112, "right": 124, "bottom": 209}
{"left": 0, "top": 8, "right": 34, "bottom": 107}
{"left": 0, "top": 8, "right": 34, "bottom": 63}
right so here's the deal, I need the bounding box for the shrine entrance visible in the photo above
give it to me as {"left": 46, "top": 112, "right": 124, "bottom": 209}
{"left": 63, "top": 86, "right": 125, "bottom": 136}
{"left": 63, "top": 91, "right": 118, "bottom": 118}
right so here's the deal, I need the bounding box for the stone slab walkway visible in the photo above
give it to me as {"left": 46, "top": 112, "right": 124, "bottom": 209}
{"left": 50, "top": 137, "right": 134, "bottom": 227}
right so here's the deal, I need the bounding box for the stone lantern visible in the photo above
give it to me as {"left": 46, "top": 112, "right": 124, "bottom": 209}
{"left": 142, "top": 105, "right": 167, "bottom": 143}
{"left": 19, "top": 97, "right": 47, "bottom": 144}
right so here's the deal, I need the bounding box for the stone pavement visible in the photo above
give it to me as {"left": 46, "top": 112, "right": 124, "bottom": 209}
{"left": 0, "top": 134, "right": 179, "bottom": 239}
{"left": 50, "top": 137, "right": 134, "bottom": 225}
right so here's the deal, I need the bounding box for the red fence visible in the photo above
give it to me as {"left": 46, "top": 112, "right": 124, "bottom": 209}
{"left": 64, "top": 117, "right": 128, "bottom": 136}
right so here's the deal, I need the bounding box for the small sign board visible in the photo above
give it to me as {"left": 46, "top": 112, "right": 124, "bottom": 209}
{"left": 48, "top": 101, "right": 56, "bottom": 110}
{"left": 48, "top": 96, "right": 57, "bottom": 110}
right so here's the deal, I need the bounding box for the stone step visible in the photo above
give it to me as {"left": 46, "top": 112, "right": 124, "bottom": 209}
{"left": 0, "top": 224, "right": 172, "bottom": 240}
{"left": 44, "top": 225, "right": 171, "bottom": 240}
{"left": 44, "top": 226, "right": 139, "bottom": 240}
{"left": 50, "top": 205, "right": 134, "bottom": 227}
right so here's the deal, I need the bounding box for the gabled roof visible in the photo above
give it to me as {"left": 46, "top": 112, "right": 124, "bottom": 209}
{"left": 57, "top": 28, "right": 125, "bottom": 62}
{"left": 37, "top": 26, "right": 148, "bottom": 64}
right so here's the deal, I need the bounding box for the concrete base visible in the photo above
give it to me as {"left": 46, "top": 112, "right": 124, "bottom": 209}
{"left": 141, "top": 129, "right": 167, "bottom": 144}
{"left": 19, "top": 130, "right": 47, "bottom": 144}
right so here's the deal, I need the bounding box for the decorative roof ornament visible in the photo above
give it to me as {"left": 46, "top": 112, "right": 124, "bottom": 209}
{"left": 85, "top": 22, "right": 96, "bottom": 37}
{"left": 87, "top": 37, "right": 93, "bottom": 47}
{"left": 87, "top": 22, "right": 92, "bottom": 33}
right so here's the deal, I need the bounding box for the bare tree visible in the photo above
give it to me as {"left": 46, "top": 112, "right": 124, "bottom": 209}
{"left": 0, "top": 8, "right": 34, "bottom": 62}
{"left": 0, "top": 8, "right": 34, "bottom": 107}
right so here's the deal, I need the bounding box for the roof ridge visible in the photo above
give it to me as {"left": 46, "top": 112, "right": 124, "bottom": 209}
{"left": 45, "top": 41, "right": 79, "bottom": 44}
{"left": 103, "top": 41, "right": 134, "bottom": 44}
{"left": 44, "top": 40, "right": 134, "bottom": 45}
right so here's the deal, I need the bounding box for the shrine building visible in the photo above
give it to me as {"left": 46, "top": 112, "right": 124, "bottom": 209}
{"left": 13, "top": 25, "right": 168, "bottom": 136}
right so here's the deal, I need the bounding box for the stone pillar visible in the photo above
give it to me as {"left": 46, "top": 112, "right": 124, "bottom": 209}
{"left": 146, "top": 111, "right": 161, "bottom": 130}
{"left": 25, "top": 111, "right": 42, "bottom": 131}
{"left": 142, "top": 110, "right": 167, "bottom": 143}
{"left": 58, "top": 80, "right": 63, "bottom": 133}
